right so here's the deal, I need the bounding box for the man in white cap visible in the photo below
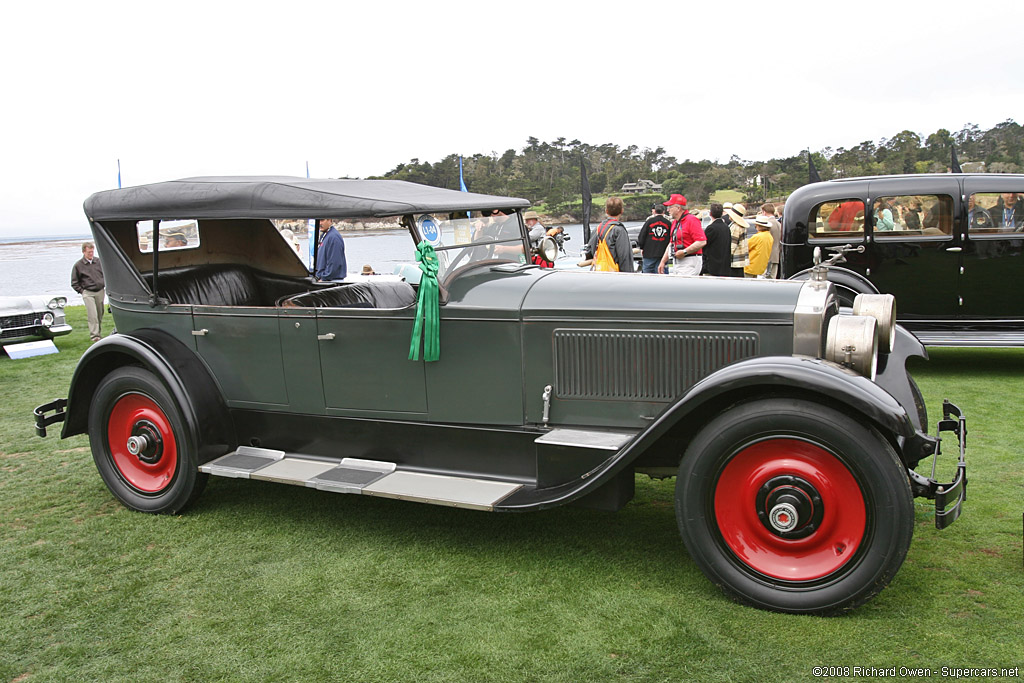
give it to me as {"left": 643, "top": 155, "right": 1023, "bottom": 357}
{"left": 657, "top": 194, "right": 706, "bottom": 276}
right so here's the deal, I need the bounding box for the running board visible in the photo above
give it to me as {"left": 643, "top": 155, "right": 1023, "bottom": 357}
{"left": 910, "top": 330, "right": 1024, "bottom": 348}
{"left": 199, "top": 447, "right": 521, "bottom": 511}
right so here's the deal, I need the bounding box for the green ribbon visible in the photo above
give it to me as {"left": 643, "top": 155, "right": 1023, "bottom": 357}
{"left": 409, "top": 241, "right": 441, "bottom": 362}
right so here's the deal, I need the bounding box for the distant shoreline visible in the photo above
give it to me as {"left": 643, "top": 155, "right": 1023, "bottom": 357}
{"left": 0, "top": 234, "right": 92, "bottom": 246}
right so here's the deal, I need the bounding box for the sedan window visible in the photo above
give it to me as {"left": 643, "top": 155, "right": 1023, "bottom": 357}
{"left": 873, "top": 195, "right": 953, "bottom": 237}
{"left": 810, "top": 199, "right": 865, "bottom": 237}
{"left": 968, "top": 192, "right": 1024, "bottom": 234}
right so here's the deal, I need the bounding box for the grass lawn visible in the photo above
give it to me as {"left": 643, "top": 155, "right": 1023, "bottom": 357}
{"left": 709, "top": 189, "right": 745, "bottom": 205}
{"left": 2, "top": 307, "right": 1022, "bottom": 681}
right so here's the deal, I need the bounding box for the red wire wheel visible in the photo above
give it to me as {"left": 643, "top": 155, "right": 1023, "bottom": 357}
{"left": 106, "top": 393, "right": 178, "bottom": 493}
{"left": 713, "top": 438, "right": 866, "bottom": 581}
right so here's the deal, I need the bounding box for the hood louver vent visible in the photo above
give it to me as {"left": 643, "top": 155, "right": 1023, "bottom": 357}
{"left": 553, "top": 329, "right": 759, "bottom": 401}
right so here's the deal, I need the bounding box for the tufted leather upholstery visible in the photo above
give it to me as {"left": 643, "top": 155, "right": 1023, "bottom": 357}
{"left": 150, "top": 265, "right": 309, "bottom": 307}
{"left": 283, "top": 281, "right": 416, "bottom": 309}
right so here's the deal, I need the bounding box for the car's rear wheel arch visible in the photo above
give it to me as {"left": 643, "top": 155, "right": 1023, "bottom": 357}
{"left": 62, "top": 333, "right": 234, "bottom": 462}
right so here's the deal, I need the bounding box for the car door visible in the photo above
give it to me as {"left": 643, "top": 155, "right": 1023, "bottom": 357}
{"left": 960, "top": 177, "right": 1024, "bottom": 321}
{"left": 193, "top": 305, "right": 289, "bottom": 407}
{"left": 317, "top": 307, "right": 427, "bottom": 416}
{"left": 864, "top": 179, "right": 962, "bottom": 320}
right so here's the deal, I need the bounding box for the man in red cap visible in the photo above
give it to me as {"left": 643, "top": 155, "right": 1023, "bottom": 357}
{"left": 657, "top": 194, "right": 707, "bottom": 276}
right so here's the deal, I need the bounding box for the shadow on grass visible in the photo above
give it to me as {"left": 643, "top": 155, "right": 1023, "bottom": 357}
{"left": 911, "top": 347, "right": 1024, "bottom": 376}
{"left": 186, "top": 473, "right": 698, "bottom": 586}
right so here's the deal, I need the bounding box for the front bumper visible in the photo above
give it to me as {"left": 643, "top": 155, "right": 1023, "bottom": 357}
{"left": 908, "top": 400, "right": 967, "bottom": 529}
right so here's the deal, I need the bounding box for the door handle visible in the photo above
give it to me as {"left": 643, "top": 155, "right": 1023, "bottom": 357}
{"left": 945, "top": 247, "right": 962, "bottom": 253}
{"left": 191, "top": 329, "right": 209, "bottom": 336}
{"left": 317, "top": 333, "right": 336, "bottom": 341}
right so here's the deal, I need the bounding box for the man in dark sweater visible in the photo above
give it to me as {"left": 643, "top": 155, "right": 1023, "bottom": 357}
{"left": 580, "top": 197, "right": 635, "bottom": 272}
{"left": 315, "top": 219, "right": 348, "bottom": 281}
{"left": 700, "top": 203, "right": 732, "bottom": 276}
{"left": 636, "top": 204, "right": 671, "bottom": 273}
{"left": 71, "top": 241, "right": 105, "bottom": 341}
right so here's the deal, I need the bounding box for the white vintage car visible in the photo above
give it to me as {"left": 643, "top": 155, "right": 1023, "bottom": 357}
{"left": 0, "top": 294, "right": 72, "bottom": 344}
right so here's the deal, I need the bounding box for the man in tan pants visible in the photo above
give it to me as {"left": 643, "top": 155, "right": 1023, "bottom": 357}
{"left": 71, "top": 242, "right": 105, "bottom": 341}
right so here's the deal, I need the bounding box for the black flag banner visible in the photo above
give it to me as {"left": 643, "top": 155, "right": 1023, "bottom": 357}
{"left": 808, "top": 151, "right": 823, "bottom": 184}
{"left": 951, "top": 145, "right": 963, "bottom": 173}
{"left": 581, "top": 156, "right": 592, "bottom": 245}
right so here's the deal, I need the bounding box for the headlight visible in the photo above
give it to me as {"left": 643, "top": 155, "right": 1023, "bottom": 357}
{"left": 853, "top": 294, "right": 896, "bottom": 353}
{"left": 537, "top": 236, "right": 558, "bottom": 263}
{"left": 42, "top": 312, "right": 55, "bottom": 327}
{"left": 825, "top": 315, "right": 878, "bottom": 379}
{"left": 47, "top": 297, "right": 67, "bottom": 309}
{"left": 793, "top": 279, "right": 838, "bottom": 357}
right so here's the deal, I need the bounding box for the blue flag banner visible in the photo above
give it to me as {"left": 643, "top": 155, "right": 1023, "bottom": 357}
{"left": 117, "top": 159, "right": 122, "bottom": 189}
{"left": 459, "top": 156, "right": 468, "bottom": 192}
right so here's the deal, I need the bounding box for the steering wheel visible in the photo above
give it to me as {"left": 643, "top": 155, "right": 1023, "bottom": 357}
{"left": 444, "top": 242, "right": 494, "bottom": 275}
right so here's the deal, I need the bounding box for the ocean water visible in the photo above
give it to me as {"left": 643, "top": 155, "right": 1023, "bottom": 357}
{"left": 0, "top": 221, "right": 619, "bottom": 306}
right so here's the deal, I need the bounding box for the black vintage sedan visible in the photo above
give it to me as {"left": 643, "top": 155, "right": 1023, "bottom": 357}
{"left": 782, "top": 173, "right": 1024, "bottom": 346}
{"left": 34, "top": 176, "right": 967, "bottom": 615}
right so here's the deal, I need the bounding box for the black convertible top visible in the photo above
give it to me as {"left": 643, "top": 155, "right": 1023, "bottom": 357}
{"left": 84, "top": 176, "right": 530, "bottom": 221}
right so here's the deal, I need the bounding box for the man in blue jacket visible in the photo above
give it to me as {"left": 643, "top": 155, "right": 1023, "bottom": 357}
{"left": 315, "top": 219, "right": 347, "bottom": 281}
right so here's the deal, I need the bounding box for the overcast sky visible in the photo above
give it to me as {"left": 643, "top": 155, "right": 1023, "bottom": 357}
{"left": 3, "top": 0, "right": 1022, "bottom": 237}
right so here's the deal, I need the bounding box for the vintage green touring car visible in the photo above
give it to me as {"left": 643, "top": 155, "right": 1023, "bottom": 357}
{"left": 34, "top": 176, "right": 967, "bottom": 615}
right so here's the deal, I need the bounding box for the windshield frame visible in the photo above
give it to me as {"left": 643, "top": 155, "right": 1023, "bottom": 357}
{"left": 406, "top": 209, "right": 529, "bottom": 280}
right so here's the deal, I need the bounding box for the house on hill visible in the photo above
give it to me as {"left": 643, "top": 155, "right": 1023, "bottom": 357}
{"left": 620, "top": 179, "right": 663, "bottom": 194}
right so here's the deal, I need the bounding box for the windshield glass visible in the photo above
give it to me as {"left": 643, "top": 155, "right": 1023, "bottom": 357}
{"left": 414, "top": 211, "right": 527, "bottom": 279}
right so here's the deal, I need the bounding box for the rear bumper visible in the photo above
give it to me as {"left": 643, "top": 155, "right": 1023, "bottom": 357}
{"left": 33, "top": 398, "right": 67, "bottom": 437}
{"left": 908, "top": 400, "right": 967, "bottom": 529}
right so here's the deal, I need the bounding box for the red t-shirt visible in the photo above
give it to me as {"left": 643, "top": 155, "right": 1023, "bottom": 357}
{"left": 671, "top": 214, "right": 707, "bottom": 254}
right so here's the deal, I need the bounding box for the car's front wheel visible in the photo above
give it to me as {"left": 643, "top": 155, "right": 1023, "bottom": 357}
{"left": 676, "top": 398, "right": 914, "bottom": 615}
{"left": 89, "top": 366, "right": 206, "bottom": 514}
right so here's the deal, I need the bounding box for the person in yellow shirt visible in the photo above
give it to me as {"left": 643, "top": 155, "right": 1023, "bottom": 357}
{"left": 744, "top": 216, "right": 774, "bottom": 278}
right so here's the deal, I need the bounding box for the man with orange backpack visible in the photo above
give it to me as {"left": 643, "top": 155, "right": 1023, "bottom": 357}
{"left": 579, "top": 196, "right": 634, "bottom": 272}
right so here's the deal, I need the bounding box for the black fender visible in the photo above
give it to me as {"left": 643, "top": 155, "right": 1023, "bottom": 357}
{"left": 788, "top": 266, "right": 878, "bottom": 305}
{"left": 875, "top": 325, "right": 928, "bottom": 430}
{"left": 60, "top": 329, "right": 234, "bottom": 463}
{"left": 498, "top": 355, "right": 917, "bottom": 512}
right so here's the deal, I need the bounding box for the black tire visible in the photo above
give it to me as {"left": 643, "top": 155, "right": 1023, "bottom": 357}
{"left": 88, "top": 366, "right": 207, "bottom": 514}
{"left": 676, "top": 398, "right": 914, "bottom": 615}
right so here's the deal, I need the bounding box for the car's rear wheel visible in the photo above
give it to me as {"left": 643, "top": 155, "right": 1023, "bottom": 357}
{"left": 89, "top": 366, "right": 206, "bottom": 514}
{"left": 676, "top": 398, "right": 913, "bottom": 615}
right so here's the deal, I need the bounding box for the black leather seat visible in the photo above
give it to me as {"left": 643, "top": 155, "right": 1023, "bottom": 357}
{"left": 283, "top": 281, "right": 416, "bottom": 309}
{"left": 152, "top": 265, "right": 263, "bottom": 306}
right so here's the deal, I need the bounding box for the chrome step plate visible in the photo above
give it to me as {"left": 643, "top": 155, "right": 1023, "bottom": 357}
{"left": 534, "top": 428, "right": 636, "bottom": 450}
{"left": 308, "top": 465, "right": 390, "bottom": 494}
{"left": 199, "top": 446, "right": 284, "bottom": 478}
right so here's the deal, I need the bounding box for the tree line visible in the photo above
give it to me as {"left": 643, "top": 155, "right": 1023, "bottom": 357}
{"left": 371, "top": 120, "right": 1022, "bottom": 219}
